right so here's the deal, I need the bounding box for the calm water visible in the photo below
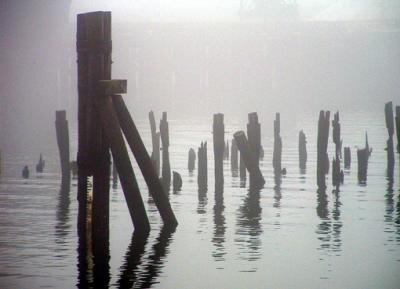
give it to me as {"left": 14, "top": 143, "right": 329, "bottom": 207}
{"left": 0, "top": 110, "right": 399, "bottom": 289}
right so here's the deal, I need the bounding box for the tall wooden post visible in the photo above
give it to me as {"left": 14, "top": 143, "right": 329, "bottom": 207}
{"left": 188, "top": 148, "right": 196, "bottom": 172}
{"left": 234, "top": 131, "right": 265, "bottom": 187}
{"left": 55, "top": 110, "right": 70, "bottom": 189}
{"left": 213, "top": 114, "right": 225, "bottom": 190}
{"left": 76, "top": 12, "right": 113, "bottom": 237}
{"left": 247, "top": 112, "right": 261, "bottom": 186}
{"left": 112, "top": 95, "right": 178, "bottom": 226}
{"left": 160, "top": 112, "right": 171, "bottom": 188}
{"left": 317, "top": 110, "right": 330, "bottom": 189}
{"left": 344, "top": 147, "right": 351, "bottom": 169}
{"left": 396, "top": 106, "right": 400, "bottom": 153}
{"left": 149, "top": 111, "right": 160, "bottom": 176}
{"left": 357, "top": 132, "right": 372, "bottom": 184}
{"left": 239, "top": 153, "right": 246, "bottom": 181}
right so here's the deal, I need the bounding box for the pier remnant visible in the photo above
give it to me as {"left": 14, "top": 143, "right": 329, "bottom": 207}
{"left": 385, "top": 102, "right": 395, "bottom": 177}
{"left": 299, "top": 130, "right": 307, "bottom": 170}
{"left": 224, "top": 141, "right": 229, "bottom": 160}
{"left": 149, "top": 111, "right": 160, "bottom": 176}
{"left": 344, "top": 147, "right": 351, "bottom": 169}
{"left": 317, "top": 110, "right": 330, "bottom": 189}
{"left": 198, "top": 141, "right": 208, "bottom": 191}
{"left": 173, "top": 171, "right": 182, "bottom": 192}
{"left": 247, "top": 112, "right": 261, "bottom": 186}
{"left": 273, "top": 113, "right": 283, "bottom": 184}
{"left": 55, "top": 110, "right": 70, "bottom": 188}
{"left": 213, "top": 113, "right": 225, "bottom": 189}
{"left": 188, "top": 148, "right": 196, "bottom": 172}
{"left": 160, "top": 112, "right": 171, "bottom": 188}
{"left": 230, "top": 138, "right": 238, "bottom": 171}
{"left": 240, "top": 153, "right": 246, "bottom": 181}
{"left": 36, "top": 154, "right": 45, "bottom": 173}
{"left": 357, "top": 132, "right": 372, "bottom": 184}
{"left": 332, "top": 111, "right": 342, "bottom": 158}
{"left": 22, "top": 166, "right": 29, "bottom": 179}
{"left": 396, "top": 106, "right": 400, "bottom": 153}
{"left": 234, "top": 131, "right": 265, "bottom": 188}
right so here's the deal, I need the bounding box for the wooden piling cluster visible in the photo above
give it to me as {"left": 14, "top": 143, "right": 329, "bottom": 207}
{"left": 76, "top": 12, "right": 177, "bottom": 239}
{"left": 247, "top": 112, "right": 261, "bottom": 185}
{"left": 317, "top": 110, "right": 330, "bottom": 189}
{"left": 233, "top": 131, "right": 265, "bottom": 188}
{"left": 198, "top": 142, "right": 208, "bottom": 190}
{"left": 55, "top": 110, "right": 70, "bottom": 189}
{"left": 188, "top": 148, "right": 196, "bottom": 172}
{"left": 160, "top": 112, "right": 171, "bottom": 188}
{"left": 213, "top": 114, "right": 225, "bottom": 189}
{"left": 298, "top": 130, "right": 307, "bottom": 170}
{"left": 272, "top": 113, "right": 282, "bottom": 176}
{"left": 149, "top": 111, "right": 160, "bottom": 176}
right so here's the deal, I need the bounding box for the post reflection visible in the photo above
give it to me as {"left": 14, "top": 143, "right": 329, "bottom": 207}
{"left": 197, "top": 188, "right": 207, "bottom": 214}
{"left": 118, "top": 231, "right": 149, "bottom": 289}
{"left": 55, "top": 182, "right": 71, "bottom": 246}
{"left": 212, "top": 190, "right": 226, "bottom": 262}
{"left": 235, "top": 186, "right": 262, "bottom": 262}
{"left": 315, "top": 189, "right": 331, "bottom": 253}
{"left": 331, "top": 190, "right": 342, "bottom": 253}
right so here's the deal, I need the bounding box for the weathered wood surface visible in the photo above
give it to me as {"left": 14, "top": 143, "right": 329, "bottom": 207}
{"left": 98, "top": 79, "right": 127, "bottom": 95}
{"left": 396, "top": 106, "right": 400, "bottom": 153}
{"left": 247, "top": 112, "right": 261, "bottom": 186}
{"left": 385, "top": 102, "right": 395, "bottom": 178}
{"left": 76, "top": 11, "right": 112, "bottom": 234}
{"left": 234, "top": 131, "right": 265, "bottom": 187}
{"left": 112, "top": 95, "right": 178, "bottom": 226}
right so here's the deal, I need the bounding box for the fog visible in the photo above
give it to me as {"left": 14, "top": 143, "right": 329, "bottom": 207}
{"left": 0, "top": 0, "right": 399, "bottom": 154}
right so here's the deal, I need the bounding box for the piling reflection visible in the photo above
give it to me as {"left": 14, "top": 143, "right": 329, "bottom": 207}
{"left": 197, "top": 188, "right": 207, "bottom": 214}
{"left": 316, "top": 189, "right": 331, "bottom": 253}
{"left": 331, "top": 190, "right": 342, "bottom": 253}
{"left": 118, "top": 231, "right": 149, "bottom": 289}
{"left": 235, "top": 186, "right": 262, "bottom": 262}
{"left": 55, "top": 182, "right": 71, "bottom": 246}
{"left": 212, "top": 190, "right": 226, "bottom": 262}
{"left": 139, "top": 226, "right": 176, "bottom": 288}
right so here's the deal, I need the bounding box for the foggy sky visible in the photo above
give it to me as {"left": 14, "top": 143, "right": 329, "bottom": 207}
{"left": 0, "top": 0, "right": 399, "bottom": 155}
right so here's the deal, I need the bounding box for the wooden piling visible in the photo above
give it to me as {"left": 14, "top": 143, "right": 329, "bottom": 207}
{"left": 234, "top": 131, "right": 265, "bottom": 187}
{"left": 299, "top": 130, "right": 307, "bottom": 170}
{"left": 224, "top": 141, "right": 230, "bottom": 160}
{"left": 213, "top": 113, "right": 225, "bottom": 189}
{"left": 239, "top": 153, "right": 246, "bottom": 181}
{"left": 332, "top": 156, "right": 341, "bottom": 190}
{"left": 149, "top": 111, "right": 160, "bottom": 176}
{"left": 95, "top": 94, "right": 150, "bottom": 232}
{"left": 385, "top": 102, "right": 395, "bottom": 177}
{"left": 198, "top": 141, "right": 208, "bottom": 191}
{"left": 344, "top": 147, "right": 351, "bottom": 169}
{"left": 273, "top": 113, "right": 282, "bottom": 176}
{"left": 317, "top": 110, "right": 330, "bottom": 189}
{"left": 396, "top": 106, "right": 400, "bottom": 153}
{"left": 230, "top": 138, "right": 238, "bottom": 170}
{"left": 160, "top": 112, "right": 171, "bottom": 188}
{"left": 247, "top": 112, "right": 261, "bottom": 185}
{"left": 332, "top": 111, "right": 342, "bottom": 158}
{"left": 76, "top": 11, "right": 113, "bottom": 235}
{"left": 357, "top": 132, "right": 372, "bottom": 184}
{"left": 188, "top": 148, "right": 196, "bottom": 172}
{"left": 55, "top": 110, "right": 70, "bottom": 189}
{"left": 112, "top": 95, "right": 178, "bottom": 226}
{"left": 173, "top": 171, "right": 182, "bottom": 192}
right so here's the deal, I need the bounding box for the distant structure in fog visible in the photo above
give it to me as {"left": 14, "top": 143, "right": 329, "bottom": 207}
{"left": 239, "top": 0, "right": 298, "bottom": 20}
